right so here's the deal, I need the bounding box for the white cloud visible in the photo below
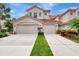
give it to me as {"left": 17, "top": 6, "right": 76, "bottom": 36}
{"left": 19, "top": 13, "right": 26, "bottom": 17}
{"left": 10, "top": 3, "right": 21, "bottom": 9}
{"left": 58, "top": 7, "right": 78, "bottom": 13}
{"left": 38, "top": 3, "right": 56, "bottom": 10}
{"left": 12, "top": 13, "right": 26, "bottom": 19}
{"left": 11, "top": 3, "right": 21, "bottom": 7}
{"left": 69, "top": 7, "right": 78, "bottom": 9}
{"left": 58, "top": 9, "right": 68, "bottom": 12}
{"left": 10, "top": 10, "right": 15, "bottom": 14}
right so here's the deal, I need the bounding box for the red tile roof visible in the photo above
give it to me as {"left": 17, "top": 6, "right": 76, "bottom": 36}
{"left": 11, "top": 15, "right": 57, "bottom": 25}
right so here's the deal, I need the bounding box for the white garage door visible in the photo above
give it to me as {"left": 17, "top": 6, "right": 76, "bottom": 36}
{"left": 43, "top": 25, "right": 57, "bottom": 34}
{"left": 16, "top": 25, "right": 38, "bottom": 34}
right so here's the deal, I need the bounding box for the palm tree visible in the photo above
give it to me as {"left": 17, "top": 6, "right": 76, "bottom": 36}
{"left": 69, "top": 18, "right": 79, "bottom": 33}
{"left": 0, "top": 3, "right": 11, "bottom": 20}
{"left": 0, "top": 3, "right": 11, "bottom": 29}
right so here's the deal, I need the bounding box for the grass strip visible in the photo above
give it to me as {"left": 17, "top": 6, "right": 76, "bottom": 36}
{"left": 30, "top": 33, "right": 53, "bottom": 56}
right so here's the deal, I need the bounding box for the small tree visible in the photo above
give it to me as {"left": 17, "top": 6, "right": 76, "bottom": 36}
{"left": 5, "top": 21, "right": 13, "bottom": 31}
{"left": 69, "top": 18, "right": 79, "bottom": 33}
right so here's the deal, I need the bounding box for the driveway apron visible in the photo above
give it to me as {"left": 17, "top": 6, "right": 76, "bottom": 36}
{"left": 45, "top": 34, "right": 79, "bottom": 56}
{"left": 0, "top": 34, "right": 37, "bottom": 56}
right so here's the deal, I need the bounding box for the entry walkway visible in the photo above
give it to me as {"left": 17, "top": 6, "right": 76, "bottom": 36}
{"left": 0, "top": 34, "right": 37, "bottom": 56}
{"left": 45, "top": 34, "right": 79, "bottom": 56}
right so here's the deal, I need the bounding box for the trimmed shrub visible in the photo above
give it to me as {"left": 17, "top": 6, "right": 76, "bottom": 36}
{"left": 0, "top": 32, "right": 8, "bottom": 38}
{"left": 1, "top": 29, "right": 7, "bottom": 33}
{"left": 59, "top": 29, "right": 78, "bottom": 36}
{"left": 56, "top": 30, "right": 61, "bottom": 34}
{"left": 38, "top": 32, "right": 44, "bottom": 35}
{"left": 0, "top": 29, "right": 8, "bottom": 38}
{"left": 0, "top": 32, "right": 3, "bottom": 38}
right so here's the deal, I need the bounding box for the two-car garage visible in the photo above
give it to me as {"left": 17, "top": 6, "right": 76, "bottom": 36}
{"left": 13, "top": 17, "right": 41, "bottom": 34}
{"left": 13, "top": 16, "right": 57, "bottom": 34}
{"left": 14, "top": 24, "right": 57, "bottom": 34}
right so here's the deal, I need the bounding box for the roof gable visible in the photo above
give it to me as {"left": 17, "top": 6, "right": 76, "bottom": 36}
{"left": 59, "top": 9, "right": 76, "bottom": 18}
{"left": 27, "top": 6, "right": 50, "bottom": 12}
{"left": 12, "top": 15, "right": 42, "bottom": 25}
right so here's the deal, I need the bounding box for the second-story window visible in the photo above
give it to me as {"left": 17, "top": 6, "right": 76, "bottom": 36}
{"left": 70, "top": 12, "right": 73, "bottom": 15}
{"left": 44, "top": 13, "right": 47, "bottom": 15}
{"left": 34, "top": 12, "right": 37, "bottom": 18}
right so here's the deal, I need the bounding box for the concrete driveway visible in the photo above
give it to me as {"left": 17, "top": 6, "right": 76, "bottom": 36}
{"left": 0, "top": 34, "right": 37, "bottom": 56}
{"left": 45, "top": 34, "right": 79, "bottom": 56}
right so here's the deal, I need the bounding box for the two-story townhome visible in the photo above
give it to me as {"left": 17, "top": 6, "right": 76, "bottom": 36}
{"left": 2, "top": 5, "right": 79, "bottom": 34}
{"left": 12, "top": 6, "right": 58, "bottom": 34}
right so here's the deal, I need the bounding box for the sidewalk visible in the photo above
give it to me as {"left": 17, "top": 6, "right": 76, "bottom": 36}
{"left": 45, "top": 34, "right": 79, "bottom": 56}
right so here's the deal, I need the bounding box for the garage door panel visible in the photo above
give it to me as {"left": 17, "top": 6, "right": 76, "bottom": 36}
{"left": 16, "top": 25, "right": 38, "bottom": 34}
{"left": 44, "top": 25, "right": 56, "bottom": 34}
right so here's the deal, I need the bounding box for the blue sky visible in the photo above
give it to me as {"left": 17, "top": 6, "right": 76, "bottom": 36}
{"left": 5, "top": 3, "right": 79, "bottom": 19}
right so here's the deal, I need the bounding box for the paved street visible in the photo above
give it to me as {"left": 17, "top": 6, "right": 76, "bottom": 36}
{"left": 45, "top": 34, "right": 79, "bottom": 56}
{"left": 0, "top": 34, "right": 37, "bottom": 56}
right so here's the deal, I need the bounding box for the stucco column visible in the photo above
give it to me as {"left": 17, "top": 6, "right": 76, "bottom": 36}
{"left": 13, "top": 24, "right": 16, "bottom": 34}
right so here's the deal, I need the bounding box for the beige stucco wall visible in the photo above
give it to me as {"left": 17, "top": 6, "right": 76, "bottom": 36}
{"left": 60, "top": 9, "right": 79, "bottom": 22}
{"left": 60, "top": 12, "right": 75, "bottom": 22}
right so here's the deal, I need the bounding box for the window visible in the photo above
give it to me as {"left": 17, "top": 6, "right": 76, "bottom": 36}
{"left": 34, "top": 12, "right": 37, "bottom": 18}
{"left": 44, "top": 13, "right": 47, "bottom": 15}
{"left": 29, "top": 12, "right": 32, "bottom": 16}
{"left": 70, "top": 12, "right": 73, "bottom": 15}
{"left": 78, "top": 12, "right": 79, "bottom": 16}
{"left": 39, "top": 12, "right": 41, "bottom": 16}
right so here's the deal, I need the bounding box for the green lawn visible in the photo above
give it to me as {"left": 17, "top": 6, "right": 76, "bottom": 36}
{"left": 30, "top": 33, "right": 53, "bottom": 56}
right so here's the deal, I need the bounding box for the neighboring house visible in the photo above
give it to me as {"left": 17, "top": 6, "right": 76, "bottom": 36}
{"left": 12, "top": 6, "right": 58, "bottom": 34}
{"left": 55, "top": 8, "right": 79, "bottom": 30}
